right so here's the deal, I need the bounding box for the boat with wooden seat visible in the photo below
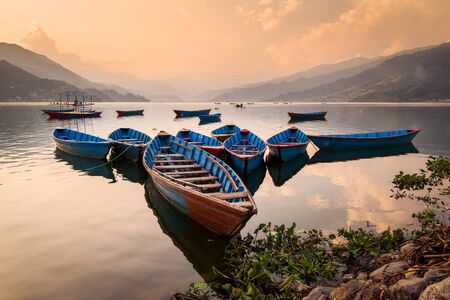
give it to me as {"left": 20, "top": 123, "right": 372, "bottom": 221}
{"left": 53, "top": 128, "right": 111, "bottom": 159}
{"left": 288, "top": 111, "right": 327, "bottom": 121}
{"left": 174, "top": 109, "right": 211, "bottom": 118}
{"left": 211, "top": 124, "right": 240, "bottom": 142}
{"left": 47, "top": 111, "right": 102, "bottom": 119}
{"left": 267, "top": 126, "right": 310, "bottom": 162}
{"left": 199, "top": 113, "right": 221, "bottom": 123}
{"left": 116, "top": 109, "right": 144, "bottom": 117}
{"left": 307, "top": 128, "right": 421, "bottom": 150}
{"left": 224, "top": 129, "right": 267, "bottom": 174}
{"left": 108, "top": 128, "right": 152, "bottom": 161}
{"left": 143, "top": 131, "right": 256, "bottom": 236}
{"left": 176, "top": 128, "right": 224, "bottom": 157}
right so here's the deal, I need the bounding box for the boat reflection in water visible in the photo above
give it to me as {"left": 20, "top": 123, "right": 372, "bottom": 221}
{"left": 199, "top": 118, "right": 222, "bottom": 126}
{"left": 308, "top": 144, "right": 419, "bottom": 165}
{"left": 239, "top": 161, "right": 267, "bottom": 195}
{"left": 144, "top": 178, "right": 230, "bottom": 280}
{"left": 266, "top": 153, "right": 309, "bottom": 187}
{"left": 110, "top": 154, "right": 148, "bottom": 184}
{"left": 54, "top": 148, "right": 116, "bottom": 181}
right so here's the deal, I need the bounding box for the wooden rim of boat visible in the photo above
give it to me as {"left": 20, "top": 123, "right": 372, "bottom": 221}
{"left": 143, "top": 151, "right": 257, "bottom": 215}
{"left": 267, "top": 141, "right": 310, "bottom": 148}
{"left": 224, "top": 146, "right": 267, "bottom": 159}
{"left": 307, "top": 128, "right": 421, "bottom": 140}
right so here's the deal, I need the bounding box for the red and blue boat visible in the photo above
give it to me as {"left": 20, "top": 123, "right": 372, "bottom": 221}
{"left": 143, "top": 131, "right": 256, "bottom": 236}
{"left": 108, "top": 128, "right": 152, "bottom": 161}
{"left": 116, "top": 109, "right": 144, "bottom": 117}
{"left": 174, "top": 109, "right": 211, "bottom": 118}
{"left": 42, "top": 108, "right": 74, "bottom": 114}
{"left": 47, "top": 111, "right": 102, "bottom": 119}
{"left": 267, "top": 126, "right": 310, "bottom": 162}
{"left": 53, "top": 128, "right": 111, "bottom": 159}
{"left": 307, "top": 128, "right": 421, "bottom": 150}
{"left": 224, "top": 129, "right": 267, "bottom": 174}
{"left": 211, "top": 124, "right": 240, "bottom": 142}
{"left": 176, "top": 128, "right": 224, "bottom": 157}
{"left": 288, "top": 111, "right": 327, "bottom": 121}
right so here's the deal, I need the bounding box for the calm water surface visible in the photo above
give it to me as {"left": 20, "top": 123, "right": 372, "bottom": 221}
{"left": 0, "top": 102, "right": 449, "bottom": 299}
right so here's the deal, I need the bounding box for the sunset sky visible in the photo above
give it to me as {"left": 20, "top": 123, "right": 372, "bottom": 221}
{"left": 1, "top": 0, "right": 450, "bottom": 90}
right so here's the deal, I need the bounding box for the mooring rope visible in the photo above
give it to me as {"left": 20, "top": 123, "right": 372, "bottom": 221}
{"left": 85, "top": 143, "right": 135, "bottom": 171}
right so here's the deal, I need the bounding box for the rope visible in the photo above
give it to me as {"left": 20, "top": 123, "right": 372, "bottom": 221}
{"left": 85, "top": 144, "right": 135, "bottom": 171}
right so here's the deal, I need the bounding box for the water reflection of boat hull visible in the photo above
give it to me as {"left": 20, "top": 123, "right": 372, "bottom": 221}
{"left": 110, "top": 157, "right": 148, "bottom": 184}
{"left": 54, "top": 149, "right": 115, "bottom": 180}
{"left": 308, "top": 144, "right": 419, "bottom": 164}
{"left": 240, "top": 161, "right": 267, "bottom": 195}
{"left": 144, "top": 179, "right": 229, "bottom": 280}
{"left": 267, "top": 153, "right": 309, "bottom": 187}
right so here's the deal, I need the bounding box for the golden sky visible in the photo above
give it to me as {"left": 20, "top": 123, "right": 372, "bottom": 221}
{"left": 1, "top": 0, "right": 450, "bottom": 87}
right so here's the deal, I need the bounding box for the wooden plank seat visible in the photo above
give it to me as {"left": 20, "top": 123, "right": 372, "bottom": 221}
{"left": 155, "top": 153, "right": 185, "bottom": 158}
{"left": 232, "top": 144, "right": 257, "bottom": 148}
{"left": 181, "top": 137, "right": 192, "bottom": 141}
{"left": 188, "top": 142, "right": 204, "bottom": 145}
{"left": 181, "top": 176, "right": 218, "bottom": 182}
{"left": 117, "top": 138, "right": 140, "bottom": 142}
{"left": 153, "top": 159, "right": 195, "bottom": 164}
{"left": 154, "top": 164, "right": 202, "bottom": 170}
{"left": 164, "top": 170, "right": 211, "bottom": 176}
{"left": 159, "top": 146, "right": 172, "bottom": 150}
{"left": 231, "top": 149, "right": 259, "bottom": 153}
{"left": 209, "top": 192, "right": 249, "bottom": 200}
{"left": 194, "top": 183, "right": 223, "bottom": 190}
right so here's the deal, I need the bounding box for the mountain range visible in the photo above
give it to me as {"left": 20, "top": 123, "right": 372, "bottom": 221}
{"left": 0, "top": 41, "right": 449, "bottom": 102}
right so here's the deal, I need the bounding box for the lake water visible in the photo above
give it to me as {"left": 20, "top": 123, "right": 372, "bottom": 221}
{"left": 0, "top": 102, "right": 449, "bottom": 299}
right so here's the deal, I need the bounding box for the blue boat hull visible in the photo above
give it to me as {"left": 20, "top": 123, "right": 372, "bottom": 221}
{"left": 42, "top": 108, "right": 74, "bottom": 113}
{"left": 174, "top": 109, "right": 211, "bottom": 118}
{"left": 111, "top": 142, "right": 146, "bottom": 161}
{"left": 117, "top": 110, "right": 144, "bottom": 117}
{"left": 227, "top": 151, "right": 264, "bottom": 174}
{"left": 268, "top": 143, "right": 308, "bottom": 162}
{"left": 108, "top": 128, "right": 152, "bottom": 162}
{"left": 308, "top": 129, "right": 420, "bottom": 150}
{"left": 288, "top": 111, "right": 327, "bottom": 120}
{"left": 199, "top": 114, "right": 221, "bottom": 122}
{"left": 54, "top": 139, "right": 110, "bottom": 159}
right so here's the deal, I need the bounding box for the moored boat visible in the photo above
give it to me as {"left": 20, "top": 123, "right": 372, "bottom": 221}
{"left": 143, "top": 131, "right": 256, "bottom": 236}
{"left": 199, "top": 113, "right": 221, "bottom": 123}
{"left": 176, "top": 128, "right": 224, "bottom": 157}
{"left": 288, "top": 111, "right": 327, "bottom": 120}
{"left": 116, "top": 109, "right": 144, "bottom": 117}
{"left": 52, "top": 128, "right": 111, "bottom": 159}
{"left": 224, "top": 129, "right": 267, "bottom": 174}
{"left": 42, "top": 108, "right": 74, "bottom": 114}
{"left": 174, "top": 109, "right": 211, "bottom": 118}
{"left": 211, "top": 124, "right": 240, "bottom": 142}
{"left": 108, "top": 128, "right": 152, "bottom": 161}
{"left": 47, "top": 111, "right": 102, "bottom": 119}
{"left": 267, "top": 126, "right": 310, "bottom": 162}
{"left": 307, "top": 128, "right": 421, "bottom": 150}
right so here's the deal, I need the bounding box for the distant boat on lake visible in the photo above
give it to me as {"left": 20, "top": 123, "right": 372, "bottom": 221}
{"left": 47, "top": 111, "right": 102, "bottom": 119}
{"left": 174, "top": 109, "right": 211, "bottom": 118}
{"left": 53, "top": 128, "right": 110, "bottom": 159}
{"left": 116, "top": 109, "right": 144, "bottom": 117}
{"left": 199, "top": 113, "right": 221, "bottom": 124}
{"left": 42, "top": 108, "right": 74, "bottom": 114}
{"left": 143, "top": 131, "right": 257, "bottom": 236}
{"left": 308, "top": 128, "right": 421, "bottom": 150}
{"left": 108, "top": 128, "right": 152, "bottom": 161}
{"left": 288, "top": 111, "right": 327, "bottom": 121}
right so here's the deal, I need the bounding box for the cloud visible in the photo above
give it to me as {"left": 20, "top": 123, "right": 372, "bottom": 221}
{"left": 235, "top": 0, "right": 302, "bottom": 31}
{"left": 266, "top": 0, "right": 450, "bottom": 71}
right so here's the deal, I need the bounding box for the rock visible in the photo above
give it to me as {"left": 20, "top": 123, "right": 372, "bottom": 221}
{"left": 303, "top": 286, "right": 334, "bottom": 300}
{"left": 419, "top": 277, "right": 450, "bottom": 300}
{"left": 370, "top": 261, "right": 409, "bottom": 280}
{"left": 404, "top": 268, "right": 417, "bottom": 279}
{"left": 423, "top": 269, "right": 449, "bottom": 283}
{"left": 355, "top": 256, "right": 371, "bottom": 269}
{"left": 329, "top": 280, "right": 365, "bottom": 300}
{"left": 343, "top": 274, "right": 354, "bottom": 283}
{"left": 400, "top": 242, "right": 420, "bottom": 256}
{"left": 389, "top": 277, "right": 427, "bottom": 300}
{"left": 330, "top": 280, "right": 394, "bottom": 300}
{"left": 356, "top": 272, "right": 368, "bottom": 280}
{"left": 293, "top": 281, "right": 310, "bottom": 294}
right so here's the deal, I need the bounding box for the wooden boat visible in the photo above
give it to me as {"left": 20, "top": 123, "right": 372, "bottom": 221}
{"left": 47, "top": 111, "right": 102, "bottom": 119}
{"left": 108, "top": 128, "right": 152, "bottom": 161}
{"left": 211, "top": 124, "right": 240, "bottom": 142}
{"left": 176, "top": 128, "right": 224, "bottom": 157}
{"left": 199, "top": 113, "right": 221, "bottom": 122}
{"left": 224, "top": 129, "right": 267, "bottom": 174}
{"left": 53, "top": 128, "right": 111, "bottom": 159}
{"left": 173, "top": 109, "right": 211, "bottom": 118}
{"left": 267, "top": 126, "right": 310, "bottom": 162}
{"left": 116, "top": 109, "right": 144, "bottom": 117}
{"left": 288, "top": 111, "right": 327, "bottom": 120}
{"left": 307, "top": 128, "right": 421, "bottom": 150}
{"left": 42, "top": 108, "right": 74, "bottom": 114}
{"left": 143, "top": 131, "right": 256, "bottom": 236}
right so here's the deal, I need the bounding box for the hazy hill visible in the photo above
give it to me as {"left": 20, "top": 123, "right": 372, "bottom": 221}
{"left": 276, "top": 42, "right": 450, "bottom": 102}
{"left": 0, "top": 60, "right": 147, "bottom": 102}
